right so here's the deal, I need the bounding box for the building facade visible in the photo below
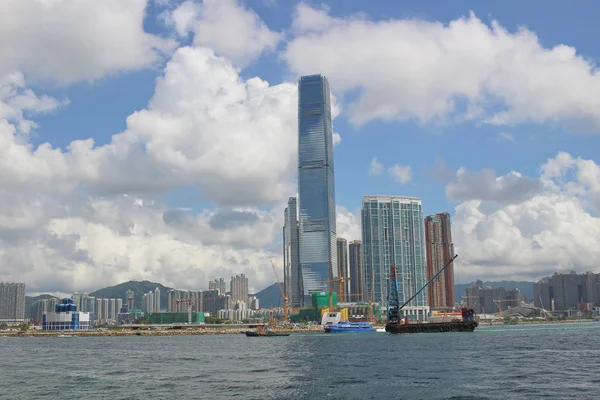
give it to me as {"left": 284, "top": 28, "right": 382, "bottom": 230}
{"left": 209, "top": 278, "right": 226, "bottom": 295}
{"left": 361, "top": 196, "right": 428, "bottom": 320}
{"left": 337, "top": 238, "right": 349, "bottom": 298}
{"left": 424, "top": 213, "right": 456, "bottom": 309}
{"left": 466, "top": 281, "right": 521, "bottom": 314}
{"left": 297, "top": 74, "right": 337, "bottom": 295}
{"left": 0, "top": 282, "right": 26, "bottom": 323}
{"left": 230, "top": 274, "right": 248, "bottom": 305}
{"left": 283, "top": 196, "right": 303, "bottom": 307}
{"left": 348, "top": 240, "right": 364, "bottom": 302}
{"left": 534, "top": 271, "right": 600, "bottom": 311}
{"left": 42, "top": 298, "right": 91, "bottom": 330}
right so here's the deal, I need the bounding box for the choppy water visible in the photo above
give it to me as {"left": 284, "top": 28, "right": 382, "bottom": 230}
{"left": 1, "top": 322, "right": 599, "bottom": 399}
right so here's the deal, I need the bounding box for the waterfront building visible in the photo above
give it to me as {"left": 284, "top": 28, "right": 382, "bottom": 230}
{"left": 142, "top": 291, "right": 155, "bottom": 313}
{"left": 126, "top": 290, "right": 134, "bottom": 311}
{"left": 209, "top": 278, "right": 226, "bottom": 295}
{"left": 361, "top": 196, "right": 429, "bottom": 320}
{"left": 348, "top": 240, "right": 364, "bottom": 302}
{"left": 0, "top": 282, "right": 26, "bottom": 323}
{"left": 283, "top": 196, "right": 303, "bottom": 307}
{"left": 230, "top": 274, "right": 248, "bottom": 305}
{"left": 30, "top": 297, "right": 59, "bottom": 325}
{"left": 297, "top": 74, "right": 338, "bottom": 296}
{"left": 154, "top": 287, "right": 161, "bottom": 312}
{"left": 424, "top": 213, "right": 456, "bottom": 309}
{"left": 337, "top": 238, "right": 349, "bottom": 297}
{"left": 534, "top": 271, "right": 600, "bottom": 311}
{"left": 42, "top": 298, "right": 91, "bottom": 330}
{"left": 466, "top": 281, "right": 521, "bottom": 314}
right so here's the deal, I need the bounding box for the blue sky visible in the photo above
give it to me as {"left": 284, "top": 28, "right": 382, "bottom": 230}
{"left": 2, "top": 0, "right": 600, "bottom": 294}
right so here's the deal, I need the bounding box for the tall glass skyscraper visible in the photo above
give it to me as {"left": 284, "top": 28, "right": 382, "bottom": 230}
{"left": 283, "top": 196, "right": 302, "bottom": 307}
{"left": 298, "top": 74, "right": 337, "bottom": 295}
{"left": 361, "top": 196, "right": 429, "bottom": 320}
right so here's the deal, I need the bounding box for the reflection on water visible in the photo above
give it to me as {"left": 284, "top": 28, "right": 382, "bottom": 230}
{"left": 0, "top": 322, "right": 599, "bottom": 399}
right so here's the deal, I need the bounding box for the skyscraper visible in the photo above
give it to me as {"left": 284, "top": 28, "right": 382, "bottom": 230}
{"left": 283, "top": 197, "right": 302, "bottom": 306}
{"left": 125, "top": 290, "right": 134, "bottom": 311}
{"left": 297, "top": 74, "right": 337, "bottom": 295}
{"left": 0, "top": 282, "right": 26, "bottom": 322}
{"left": 230, "top": 274, "right": 249, "bottom": 305}
{"left": 362, "top": 196, "right": 428, "bottom": 320}
{"left": 154, "top": 287, "right": 161, "bottom": 312}
{"left": 424, "top": 213, "right": 455, "bottom": 308}
{"left": 337, "top": 238, "right": 348, "bottom": 298}
{"left": 209, "top": 278, "right": 226, "bottom": 295}
{"left": 349, "top": 240, "right": 364, "bottom": 302}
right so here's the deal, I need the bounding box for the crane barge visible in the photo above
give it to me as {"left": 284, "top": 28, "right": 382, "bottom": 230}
{"left": 385, "top": 255, "right": 478, "bottom": 334}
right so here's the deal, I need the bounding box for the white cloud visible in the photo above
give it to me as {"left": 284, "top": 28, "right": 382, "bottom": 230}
{"left": 336, "top": 206, "right": 361, "bottom": 242}
{"left": 445, "top": 167, "right": 542, "bottom": 205}
{"left": 388, "top": 164, "right": 412, "bottom": 184}
{"left": 368, "top": 157, "right": 383, "bottom": 175}
{"left": 168, "top": 0, "right": 281, "bottom": 67}
{"left": 451, "top": 153, "right": 600, "bottom": 282}
{"left": 284, "top": 6, "right": 600, "bottom": 131}
{"left": 332, "top": 132, "right": 341, "bottom": 146}
{"left": 0, "top": 0, "right": 176, "bottom": 84}
{"left": 497, "top": 132, "right": 515, "bottom": 142}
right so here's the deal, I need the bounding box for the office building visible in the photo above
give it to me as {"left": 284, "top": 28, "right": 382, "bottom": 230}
{"left": 337, "top": 238, "right": 349, "bottom": 298}
{"left": 283, "top": 196, "right": 302, "bottom": 306}
{"left": 230, "top": 274, "right": 248, "bottom": 305}
{"left": 424, "top": 213, "right": 456, "bottom": 308}
{"left": 361, "top": 196, "right": 428, "bottom": 320}
{"left": 297, "top": 74, "right": 337, "bottom": 295}
{"left": 0, "top": 282, "right": 26, "bottom": 322}
{"left": 349, "top": 240, "right": 364, "bottom": 302}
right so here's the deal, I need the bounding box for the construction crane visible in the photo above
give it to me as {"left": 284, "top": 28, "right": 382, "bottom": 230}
{"left": 176, "top": 298, "right": 195, "bottom": 324}
{"left": 269, "top": 260, "right": 288, "bottom": 322}
{"left": 493, "top": 299, "right": 517, "bottom": 314}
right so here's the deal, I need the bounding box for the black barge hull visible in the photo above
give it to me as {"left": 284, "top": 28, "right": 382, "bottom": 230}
{"left": 385, "top": 320, "right": 478, "bottom": 334}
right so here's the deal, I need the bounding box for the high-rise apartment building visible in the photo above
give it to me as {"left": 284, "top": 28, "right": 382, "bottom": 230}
{"left": 126, "top": 290, "right": 134, "bottom": 311}
{"left": 466, "top": 281, "right": 521, "bottom": 314}
{"left": 337, "top": 238, "right": 349, "bottom": 297}
{"left": 283, "top": 197, "right": 303, "bottom": 307}
{"left": 349, "top": 240, "right": 364, "bottom": 302}
{"left": 297, "top": 74, "right": 337, "bottom": 295}
{"left": 209, "top": 278, "right": 226, "bottom": 295}
{"left": 362, "top": 196, "right": 428, "bottom": 320}
{"left": 230, "top": 274, "right": 248, "bottom": 305}
{"left": 0, "top": 282, "right": 26, "bottom": 322}
{"left": 154, "top": 287, "right": 161, "bottom": 312}
{"left": 424, "top": 213, "right": 455, "bottom": 309}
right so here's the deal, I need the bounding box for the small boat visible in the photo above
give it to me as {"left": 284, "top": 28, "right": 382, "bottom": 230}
{"left": 245, "top": 328, "right": 290, "bottom": 337}
{"left": 324, "top": 321, "right": 376, "bottom": 333}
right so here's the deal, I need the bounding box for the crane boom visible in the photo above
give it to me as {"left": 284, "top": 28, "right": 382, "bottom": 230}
{"left": 269, "top": 260, "right": 288, "bottom": 322}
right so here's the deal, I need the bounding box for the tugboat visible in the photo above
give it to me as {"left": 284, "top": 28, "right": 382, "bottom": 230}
{"left": 385, "top": 255, "right": 479, "bottom": 335}
{"left": 324, "top": 321, "right": 376, "bottom": 333}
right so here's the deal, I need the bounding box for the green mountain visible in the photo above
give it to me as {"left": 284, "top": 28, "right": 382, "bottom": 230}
{"left": 252, "top": 283, "right": 283, "bottom": 309}
{"left": 455, "top": 280, "right": 535, "bottom": 303}
{"left": 89, "top": 280, "right": 172, "bottom": 310}
{"left": 25, "top": 294, "right": 60, "bottom": 318}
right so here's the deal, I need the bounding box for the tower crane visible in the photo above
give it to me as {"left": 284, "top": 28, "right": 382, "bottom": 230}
{"left": 176, "top": 298, "right": 195, "bottom": 324}
{"left": 269, "top": 260, "right": 288, "bottom": 322}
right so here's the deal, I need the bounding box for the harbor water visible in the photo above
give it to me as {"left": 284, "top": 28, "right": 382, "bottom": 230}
{"left": 1, "top": 322, "right": 599, "bottom": 399}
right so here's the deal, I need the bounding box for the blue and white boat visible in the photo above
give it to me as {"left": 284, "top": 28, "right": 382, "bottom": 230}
{"left": 323, "top": 321, "right": 376, "bottom": 333}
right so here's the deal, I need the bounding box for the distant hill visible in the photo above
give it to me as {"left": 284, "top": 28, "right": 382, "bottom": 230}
{"left": 89, "top": 280, "right": 172, "bottom": 310}
{"left": 24, "top": 294, "right": 60, "bottom": 318}
{"left": 455, "top": 281, "right": 535, "bottom": 302}
{"left": 252, "top": 283, "right": 283, "bottom": 308}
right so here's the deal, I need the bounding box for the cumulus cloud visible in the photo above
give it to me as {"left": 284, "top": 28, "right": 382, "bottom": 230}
{"left": 0, "top": 0, "right": 175, "bottom": 84}
{"left": 450, "top": 153, "right": 600, "bottom": 282}
{"left": 368, "top": 157, "right": 383, "bottom": 175}
{"left": 336, "top": 206, "right": 361, "bottom": 242}
{"left": 284, "top": 6, "right": 600, "bottom": 130}
{"left": 445, "top": 168, "right": 543, "bottom": 205}
{"left": 388, "top": 164, "right": 412, "bottom": 184}
{"left": 167, "top": 0, "right": 281, "bottom": 66}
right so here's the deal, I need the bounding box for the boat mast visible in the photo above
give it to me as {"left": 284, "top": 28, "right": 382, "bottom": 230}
{"left": 397, "top": 254, "right": 459, "bottom": 313}
{"left": 387, "top": 266, "right": 400, "bottom": 324}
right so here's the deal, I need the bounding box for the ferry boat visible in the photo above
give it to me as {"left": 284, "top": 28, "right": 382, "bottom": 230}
{"left": 323, "top": 321, "right": 376, "bottom": 333}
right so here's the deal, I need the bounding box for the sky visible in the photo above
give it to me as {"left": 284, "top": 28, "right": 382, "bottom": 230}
{"left": 2, "top": 0, "right": 600, "bottom": 295}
